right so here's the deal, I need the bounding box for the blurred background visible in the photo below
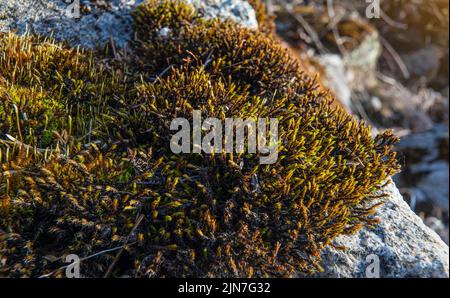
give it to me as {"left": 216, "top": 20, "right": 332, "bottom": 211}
{"left": 267, "top": 0, "right": 449, "bottom": 243}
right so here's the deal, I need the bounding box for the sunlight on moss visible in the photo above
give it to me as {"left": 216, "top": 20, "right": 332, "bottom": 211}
{"left": 0, "top": 0, "right": 399, "bottom": 278}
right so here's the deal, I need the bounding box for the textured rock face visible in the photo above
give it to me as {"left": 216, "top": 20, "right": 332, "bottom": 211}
{"left": 185, "top": 0, "right": 258, "bottom": 29}
{"left": 0, "top": 0, "right": 257, "bottom": 48}
{"left": 312, "top": 20, "right": 381, "bottom": 112}
{"left": 1, "top": 0, "right": 448, "bottom": 278}
{"left": 396, "top": 124, "right": 449, "bottom": 211}
{"left": 319, "top": 182, "right": 449, "bottom": 278}
{"left": 313, "top": 54, "right": 352, "bottom": 111}
{"left": 0, "top": 0, "right": 139, "bottom": 48}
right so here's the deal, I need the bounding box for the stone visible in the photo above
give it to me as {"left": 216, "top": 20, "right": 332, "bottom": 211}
{"left": 312, "top": 17, "right": 381, "bottom": 111}
{"left": 401, "top": 45, "right": 444, "bottom": 82}
{"left": 0, "top": 0, "right": 258, "bottom": 48}
{"left": 343, "top": 24, "right": 381, "bottom": 91}
{"left": 425, "top": 217, "right": 449, "bottom": 245}
{"left": 313, "top": 54, "right": 352, "bottom": 111}
{"left": 395, "top": 124, "right": 449, "bottom": 211}
{"left": 318, "top": 182, "right": 449, "bottom": 278}
{"left": 0, "top": 0, "right": 140, "bottom": 48}
{"left": 185, "top": 0, "right": 258, "bottom": 29}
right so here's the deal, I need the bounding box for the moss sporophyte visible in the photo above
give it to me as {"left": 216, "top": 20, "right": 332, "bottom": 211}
{"left": 0, "top": 0, "right": 399, "bottom": 277}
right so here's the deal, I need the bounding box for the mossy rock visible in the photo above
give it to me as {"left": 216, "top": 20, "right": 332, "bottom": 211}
{"left": 0, "top": 0, "right": 399, "bottom": 277}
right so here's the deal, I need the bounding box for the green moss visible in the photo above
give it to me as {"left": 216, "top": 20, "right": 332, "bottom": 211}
{"left": 132, "top": 1, "right": 297, "bottom": 94}
{"left": 0, "top": 0, "right": 399, "bottom": 278}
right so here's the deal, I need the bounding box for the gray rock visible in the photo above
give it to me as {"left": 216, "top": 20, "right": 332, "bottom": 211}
{"left": 185, "top": 0, "right": 258, "bottom": 29}
{"left": 343, "top": 27, "right": 381, "bottom": 91}
{"left": 313, "top": 19, "right": 380, "bottom": 112}
{"left": 402, "top": 45, "right": 443, "bottom": 80}
{"left": 0, "top": 0, "right": 141, "bottom": 48}
{"left": 313, "top": 54, "right": 352, "bottom": 111}
{"left": 425, "top": 217, "right": 449, "bottom": 245}
{"left": 319, "top": 182, "right": 449, "bottom": 278}
{"left": 410, "top": 162, "right": 449, "bottom": 211}
{"left": 396, "top": 124, "right": 449, "bottom": 211}
{"left": 0, "top": 0, "right": 257, "bottom": 48}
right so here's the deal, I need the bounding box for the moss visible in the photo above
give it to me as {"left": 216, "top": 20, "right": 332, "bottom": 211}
{"left": 0, "top": 33, "right": 129, "bottom": 149}
{"left": 131, "top": 4, "right": 305, "bottom": 99}
{"left": 0, "top": 0, "right": 399, "bottom": 277}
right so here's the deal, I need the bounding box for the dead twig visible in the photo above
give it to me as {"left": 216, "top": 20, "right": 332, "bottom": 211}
{"left": 38, "top": 243, "right": 137, "bottom": 278}
{"left": 103, "top": 214, "right": 145, "bottom": 278}
{"left": 379, "top": 35, "right": 410, "bottom": 80}
{"left": 326, "top": 0, "right": 348, "bottom": 56}
{"left": 380, "top": 10, "right": 408, "bottom": 30}
{"left": 279, "top": 1, "right": 328, "bottom": 54}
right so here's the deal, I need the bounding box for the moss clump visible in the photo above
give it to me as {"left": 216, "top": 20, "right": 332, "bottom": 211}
{"left": 0, "top": 0, "right": 399, "bottom": 277}
{"left": 0, "top": 33, "right": 129, "bottom": 150}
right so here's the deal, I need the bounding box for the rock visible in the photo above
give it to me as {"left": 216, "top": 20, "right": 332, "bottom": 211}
{"left": 0, "top": 0, "right": 141, "bottom": 48}
{"left": 410, "top": 162, "right": 449, "bottom": 210}
{"left": 401, "top": 45, "right": 443, "bottom": 81}
{"left": 319, "top": 182, "right": 449, "bottom": 278}
{"left": 312, "top": 17, "right": 381, "bottom": 111}
{"left": 342, "top": 24, "right": 381, "bottom": 91}
{"left": 368, "top": 80, "right": 437, "bottom": 131}
{"left": 185, "top": 0, "right": 258, "bottom": 29}
{"left": 425, "top": 217, "right": 449, "bottom": 246}
{"left": 313, "top": 54, "right": 352, "bottom": 111}
{"left": 395, "top": 124, "right": 449, "bottom": 211}
{"left": 0, "top": 0, "right": 258, "bottom": 48}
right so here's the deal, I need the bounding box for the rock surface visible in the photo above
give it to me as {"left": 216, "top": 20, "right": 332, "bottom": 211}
{"left": 319, "top": 182, "right": 449, "bottom": 278}
{"left": 0, "top": 0, "right": 139, "bottom": 48}
{"left": 396, "top": 124, "right": 449, "bottom": 211}
{"left": 0, "top": 0, "right": 257, "bottom": 48}
{"left": 185, "top": 0, "right": 258, "bottom": 29}
{"left": 312, "top": 17, "right": 381, "bottom": 112}
{"left": 313, "top": 54, "right": 352, "bottom": 111}
{"left": 1, "top": 0, "right": 448, "bottom": 278}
